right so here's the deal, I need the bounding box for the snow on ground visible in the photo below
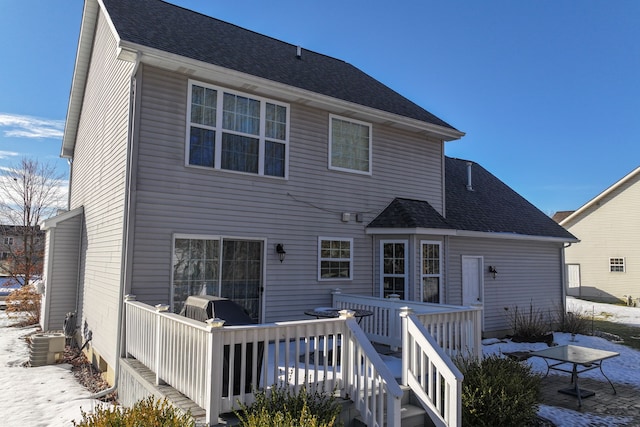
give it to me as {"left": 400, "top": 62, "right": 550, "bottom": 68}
{"left": 1, "top": 297, "right": 639, "bottom": 426}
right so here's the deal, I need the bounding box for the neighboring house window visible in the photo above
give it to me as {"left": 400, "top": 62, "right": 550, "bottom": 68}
{"left": 318, "top": 237, "right": 353, "bottom": 280}
{"left": 381, "top": 240, "right": 408, "bottom": 299}
{"left": 187, "top": 81, "right": 289, "bottom": 177}
{"left": 421, "top": 241, "right": 442, "bottom": 303}
{"left": 329, "top": 115, "right": 372, "bottom": 174}
{"left": 609, "top": 258, "right": 625, "bottom": 273}
{"left": 3, "top": 237, "right": 13, "bottom": 245}
{"left": 0, "top": 252, "right": 9, "bottom": 260}
{"left": 172, "top": 235, "right": 263, "bottom": 320}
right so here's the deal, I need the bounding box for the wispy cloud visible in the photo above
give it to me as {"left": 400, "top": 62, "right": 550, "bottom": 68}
{"left": 0, "top": 113, "right": 64, "bottom": 139}
{"left": 0, "top": 151, "right": 19, "bottom": 159}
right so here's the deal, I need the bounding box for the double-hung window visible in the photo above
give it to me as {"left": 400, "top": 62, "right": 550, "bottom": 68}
{"left": 609, "top": 257, "right": 625, "bottom": 273}
{"left": 329, "top": 115, "right": 372, "bottom": 174}
{"left": 318, "top": 237, "right": 353, "bottom": 280}
{"left": 3, "top": 237, "right": 13, "bottom": 245}
{"left": 187, "top": 81, "right": 289, "bottom": 177}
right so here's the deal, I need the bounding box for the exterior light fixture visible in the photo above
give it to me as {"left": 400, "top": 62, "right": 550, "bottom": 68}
{"left": 488, "top": 265, "right": 498, "bottom": 279}
{"left": 275, "top": 243, "right": 286, "bottom": 263}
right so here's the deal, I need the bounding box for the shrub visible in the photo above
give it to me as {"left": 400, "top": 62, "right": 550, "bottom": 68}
{"left": 503, "top": 301, "right": 551, "bottom": 340}
{"left": 235, "top": 384, "right": 342, "bottom": 427}
{"left": 556, "top": 306, "right": 590, "bottom": 335}
{"left": 72, "top": 396, "right": 194, "bottom": 427}
{"left": 456, "top": 354, "right": 541, "bottom": 427}
{"left": 6, "top": 284, "right": 41, "bottom": 326}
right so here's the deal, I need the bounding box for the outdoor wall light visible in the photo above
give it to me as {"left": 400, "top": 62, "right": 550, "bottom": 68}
{"left": 488, "top": 265, "right": 498, "bottom": 279}
{"left": 275, "top": 243, "right": 286, "bottom": 263}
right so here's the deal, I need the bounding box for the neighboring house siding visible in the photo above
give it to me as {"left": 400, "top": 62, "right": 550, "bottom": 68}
{"left": 447, "top": 237, "right": 564, "bottom": 333}
{"left": 127, "top": 66, "right": 445, "bottom": 321}
{"left": 563, "top": 176, "right": 640, "bottom": 301}
{"left": 42, "top": 213, "right": 82, "bottom": 332}
{"left": 67, "top": 11, "right": 133, "bottom": 368}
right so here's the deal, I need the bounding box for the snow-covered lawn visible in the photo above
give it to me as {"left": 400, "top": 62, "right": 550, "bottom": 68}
{"left": 1, "top": 296, "right": 639, "bottom": 426}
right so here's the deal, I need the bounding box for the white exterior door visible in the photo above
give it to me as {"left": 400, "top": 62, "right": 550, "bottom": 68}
{"left": 566, "top": 264, "right": 581, "bottom": 296}
{"left": 462, "top": 256, "right": 484, "bottom": 304}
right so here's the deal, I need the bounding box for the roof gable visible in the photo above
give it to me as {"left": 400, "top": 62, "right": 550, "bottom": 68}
{"left": 101, "top": 0, "right": 457, "bottom": 130}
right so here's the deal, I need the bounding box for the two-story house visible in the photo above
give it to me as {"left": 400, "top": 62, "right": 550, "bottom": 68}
{"left": 0, "top": 225, "right": 45, "bottom": 282}
{"left": 559, "top": 166, "right": 640, "bottom": 303}
{"left": 41, "top": 0, "right": 576, "bottom": 386}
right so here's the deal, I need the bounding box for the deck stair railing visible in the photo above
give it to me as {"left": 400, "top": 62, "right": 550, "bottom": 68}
{"left": 401, "top": 307, "right": 464, "bottom": 427}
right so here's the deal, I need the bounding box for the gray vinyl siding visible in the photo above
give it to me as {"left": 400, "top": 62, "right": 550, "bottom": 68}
{"left": 563, "top": 176, "right": 640, "bottom": 301}
{"left": 42, "top": 213, "right": 82, "bottom": 332}
{"left": 447, "top": 237, "right": 564, "bottom": 333}
{"left": 128, "top": 66, "right": 445, "bottom": 322}
{"left": 67, "top": 11, "right": 133, "bottom": 367}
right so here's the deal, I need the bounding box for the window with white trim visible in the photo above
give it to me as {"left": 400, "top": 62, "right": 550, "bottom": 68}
{"left": 421, "top": 241, "right": 442, "bottom": 303}
{"left": 187, "top": 81, "right": 289, "bottom": 177}
{"left": 318, "top": 237, "right": 353, "bottom": 280}
{"left": 3, "top": 237, "right": 13, "bottom": 245}
{"left": 609, "top": 257, "right": 625, "bottom": 273}
{"left": 329, "top": 115, "right": 372, "bottom": 174}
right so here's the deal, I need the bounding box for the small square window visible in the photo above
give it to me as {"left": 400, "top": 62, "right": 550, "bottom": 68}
{"left": 609, "top": 258, "right": 625, "bottom": 273}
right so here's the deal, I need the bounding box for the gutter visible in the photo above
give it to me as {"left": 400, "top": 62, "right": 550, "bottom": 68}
{"left": 90, "top": 51, "right": 141, "bottom": 399}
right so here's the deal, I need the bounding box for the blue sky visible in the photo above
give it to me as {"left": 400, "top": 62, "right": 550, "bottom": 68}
{"left": 1, "top": 0, "right": 638, "bottom": 215}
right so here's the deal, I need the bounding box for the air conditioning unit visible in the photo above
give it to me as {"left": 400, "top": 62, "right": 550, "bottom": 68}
{"left": 30, "top": 332, "right": 65, "bottom": 367}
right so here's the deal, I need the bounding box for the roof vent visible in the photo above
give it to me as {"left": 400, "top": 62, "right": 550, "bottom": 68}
{"left": 466, "top": 162, "right": 474, "bottom": 191}
{"left": 296, "top": 46, "right": 302, "bottom": 59}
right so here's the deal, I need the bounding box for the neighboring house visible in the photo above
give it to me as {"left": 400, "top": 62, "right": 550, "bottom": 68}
{"left": 559, "top": 166, "right": 640, "bottom": 303}
{"left": 41, "top": 0, "right": 576, "bottom": 386}
{"left": 0, "top": 225, "right": 45, "bottom": 280}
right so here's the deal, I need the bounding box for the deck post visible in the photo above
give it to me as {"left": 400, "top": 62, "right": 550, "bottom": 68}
{"left": 154, "top": 304, "right": 169, "bottom": 385}
{"left": 205, "top": 319, "right": 224, "bottom": 426}
{"left": 399, "top": 306, "right": 413, "bottom": 386}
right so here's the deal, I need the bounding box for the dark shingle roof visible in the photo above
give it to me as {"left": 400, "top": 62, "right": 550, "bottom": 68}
{"left": 367, "top": 198, "right": 452, "bottom": 230}
{"left": 101, "top": 0, "right": 456, "bottom": 130}
{"left": 444, "top": 157, "right": 576, "bottom": 239}
{"left": 368, "top": 158, "right": 577, "bottom": 241}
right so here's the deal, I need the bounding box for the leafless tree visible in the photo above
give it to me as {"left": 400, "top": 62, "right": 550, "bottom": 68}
{"left": 0, "top": 157, "right": 65, "bottom": 287}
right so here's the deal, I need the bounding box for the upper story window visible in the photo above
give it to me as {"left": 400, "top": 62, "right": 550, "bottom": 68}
{"left": 3, "top": 237, "right": 13, "bottom": 245}
{"left": 187, "top": 81, "right": 289, "bottom": 178}
{"left": 610, "top": 257, "right": 625, "bottom": 272}
{"left": 329, "top": 115, "right": 372, "bottom": 175}
{"left": 318, "top": 237, "right": 353, "bottom": 280}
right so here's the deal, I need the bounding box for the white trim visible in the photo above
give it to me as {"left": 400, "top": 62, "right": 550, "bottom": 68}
{"left": 609, "top": 257, "right": 626, "bottom": 273}
{"left": 379, "top": 239, "right": 408, "bottom": 299}
{"left": 561, "top": 166, "right": 640, "bottom": 226}
{"left": 185, "top": 80, "right": 290, "bottom": 179}
{"left": 40, "top": 206, "right": 84, "bottom": 230}
{"left": 317, "top": 236, "right": 354, "bottom": 281}
{"left": 420, "top": 240, "right": 443, "bottom": 303}
{"left": 170, "top": 233, "right": 267, "bottom": 321}
{"left": 328, "top": 114, "right": 373, "bottom": 176}
{"left": 366, "top": 227, "right": 577, "bottom": 242}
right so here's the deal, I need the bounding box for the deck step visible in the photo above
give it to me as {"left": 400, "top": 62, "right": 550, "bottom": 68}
{"left": 353, "top": 403, "right": 428, "bottom": 427}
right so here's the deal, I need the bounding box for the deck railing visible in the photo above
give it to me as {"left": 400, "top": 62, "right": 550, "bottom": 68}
{"left": 332, "top": 291, "right": 482, "bottom": 358}
{"left": 123, "top": 297, "right": 402, "bottom": 426}
{"left": 401, "top": 308, "right": 463, "bottom": 427}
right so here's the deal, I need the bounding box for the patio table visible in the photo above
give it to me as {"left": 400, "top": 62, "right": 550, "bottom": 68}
{"left": 305, "top": 307, "right": 373, "bottom": 324}
{"left": 530, "top": 344, "right": 619, "bottom": 407}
